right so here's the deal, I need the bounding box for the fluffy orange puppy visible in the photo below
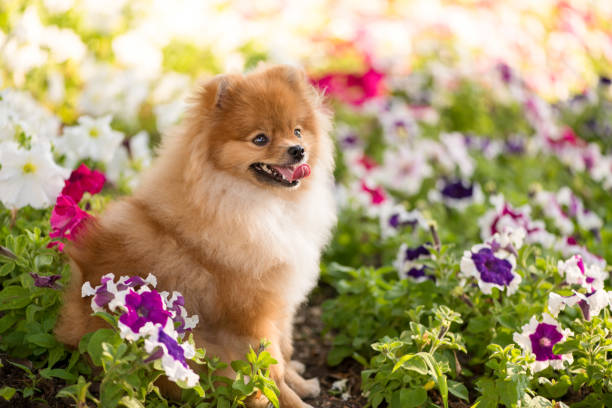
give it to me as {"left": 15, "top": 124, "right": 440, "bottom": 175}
{"left": 54, "top": 65, "right": 337, "bottom": 407}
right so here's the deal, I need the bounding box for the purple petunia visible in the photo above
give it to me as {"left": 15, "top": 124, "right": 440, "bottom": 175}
{"left": 395, "top": 243, "right": 435, "bottom": 282}
{"left": 118, "top": 290, "right": 172, "bottom": 339}
{"left": 460, "top": 243, "right": 522, "bottom": 295}
{"left": 428, "top": 178, "right": 483, "bottom": 211}
{"left": 30, "top": 272, "right": 62, "bottom": 289}
{"left": 513, "top": 314, "right": 573, "bottom": 372}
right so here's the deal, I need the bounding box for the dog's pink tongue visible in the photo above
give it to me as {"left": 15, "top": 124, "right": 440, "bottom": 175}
{"left": 273, "top": 164, "right": 311, "bottom": 182}
{"left": 292, "top": 164, "right": 311, "bottom": 180}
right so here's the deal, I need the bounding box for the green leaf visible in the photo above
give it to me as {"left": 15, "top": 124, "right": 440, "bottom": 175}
{"left": 400, "top": 388, "right": 428, "bottom": 407}
{"left": 0, "top": 386, "right": 16, "bottom": 401}
{"left": 327, "top": 346, "right": 353, "bottom": 366}
{"left": 230, "top": 360, "right": 251, "bottom": 374}
{"left": 393, "top": 354, "right": 429, "bottom": 375}
{"left": 119, "top": 396, "right": 145, "bottom": 408}
{"left": 448, "top": 380, "right": 469, "bottom": 401}
{"left": 0, "top": 262, "right": 15, "bottom": 276}
{"left": 0, "top": 286, "right": 31, "bottom": 311}
{"left": 552, "top": 339, "right": 580, "bottom": 355}
{"left": 87, "top": 329, "right": 120, "bottom": 367}
{"left": 25, "top": 332, "right": 59, "bottom": 348}
{"left": 40, "top": 368, "right": 77, "bottom": 381}
{"left": 0, "top": 313, "right": 19, "bottom": 333}
{"left": 262, "top": 384, "right": 279, "bottom": 408}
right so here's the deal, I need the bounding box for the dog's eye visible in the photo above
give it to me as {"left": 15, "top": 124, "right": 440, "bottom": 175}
{"left": 294, "top": 128, "right": 302, "bottom": 138}
{"left": 252, "top": 133, "right": 269, "bottom": 146}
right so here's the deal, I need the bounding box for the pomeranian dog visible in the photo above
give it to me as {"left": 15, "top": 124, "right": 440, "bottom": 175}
{"left": 54, "top": 64, "right": 337, "bottom": 408}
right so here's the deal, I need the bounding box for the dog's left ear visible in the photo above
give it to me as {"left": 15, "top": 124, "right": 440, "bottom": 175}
{"left": 199, "top": 75, "right": 231, "bottom": 110}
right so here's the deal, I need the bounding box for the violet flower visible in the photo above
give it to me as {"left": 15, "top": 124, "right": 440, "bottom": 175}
{"left": 30, "top": 272, "right": 61, "bottom": 289}
{"left": 460, "top": 244, "right": 521, "bottom": 295}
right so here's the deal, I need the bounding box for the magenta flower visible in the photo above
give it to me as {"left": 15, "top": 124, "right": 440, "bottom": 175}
{"left": 119, "top": 290, "right": 172, "bottom": 335}
{"left": 513, "top": 314, "right": 573, "bottom": 372}
{"left": 61, "top": 163, "right": 106, "bottom": 203}
{"left": 312, "top": 65, "right": 385, "bottom": 106}
{"left": 360, "top": 181, "right": 387, "bottom": 206}
{"left": 49, "top": 194, "right": 90, "bottom": 243}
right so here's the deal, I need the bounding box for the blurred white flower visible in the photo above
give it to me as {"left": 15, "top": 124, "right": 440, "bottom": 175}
{"left": 0, "top": 141, "right": 69, "bottom": 209}
{"left": 107, "top": 131, "right": 153, "bottom": 190}
{"left": 56, "top": 115, "right": 124, "bottom": 166}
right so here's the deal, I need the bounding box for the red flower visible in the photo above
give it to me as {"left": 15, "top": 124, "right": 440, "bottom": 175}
{"left": 61, "top": 164, "right": 106, "bottom": 203}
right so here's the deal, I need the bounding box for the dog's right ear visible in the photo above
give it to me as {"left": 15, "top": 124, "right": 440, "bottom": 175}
{"left": 200, "top": 75, "right": 230, "bottom": 110}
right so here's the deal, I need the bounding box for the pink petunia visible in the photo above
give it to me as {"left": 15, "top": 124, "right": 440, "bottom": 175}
{"left": 49, "top": 194, "right": 90, "bottom": 243}
{"left": 312, "top": 65, "right": 386, "bottom": 106}
{"left": 61, "top": 163, "right": 106, "bottom": 203}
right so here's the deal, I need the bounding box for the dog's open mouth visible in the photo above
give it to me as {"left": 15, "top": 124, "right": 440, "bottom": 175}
{"left": 250, "top": 162, "right": 311, "bottom": 187}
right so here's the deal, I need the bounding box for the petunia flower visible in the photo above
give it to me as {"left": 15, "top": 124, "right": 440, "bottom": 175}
{"left": 0, "top": 141, "right": 69, "bottom": 209}
{"left": 513, "top": 314, "right": 574, "bottom": 372}
{"left": 55, "top": 115, "right": 124, "bottom": 167}
{"left": 61, "top": 163, "right": 106, "bottom": 203}
{"left": 141, "top": 323, "right": 199, "bottom": 387}
{"left": 118, "top": 290, "right": 172, "bottom": 340}
{"left": 379, "top": 204, "right": 427, "bottom": 238}
{"left": 395, "top": 243, "right": 435, "bottom": 282}
{"left": 311, "top": 65, "right": 385, "bottom": 106}
{"left": 428, "top": 178, "right": 484, "bottom": 211}
{"left": 479, "top": 194, "right": 555, "bottom": 247}
{"left": 548, "top": 290, "right": 612, "bottom": 321}
{"left": 460, "top": 244, "right": 522, "bottom": 295}
{"left": 375, "top": 146, "right": 432, "bottom": 195}
{"left": 30, "top": 272, "right": 62, "bottom": 289}
{"left": 557, "top": 254, "right": 607, "bottom": 291}
{"left": 49, "top": 194, "right": 91, "bottom": 243}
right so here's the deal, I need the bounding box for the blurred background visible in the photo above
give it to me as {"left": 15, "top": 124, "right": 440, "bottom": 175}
{"left": 1, "top": 0, "right": 611, "bottom": 132}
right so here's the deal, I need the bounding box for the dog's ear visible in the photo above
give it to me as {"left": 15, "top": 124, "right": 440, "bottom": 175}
{"left": 200, "top": 75, "right": 230, "bottom": 109}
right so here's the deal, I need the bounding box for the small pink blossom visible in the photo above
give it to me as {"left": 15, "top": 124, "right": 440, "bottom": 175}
{"left": 49, "top": 195, "right": 91, "bottom": 245}
{"left": 61, "top": 163, "right": 106, "bottom": 203}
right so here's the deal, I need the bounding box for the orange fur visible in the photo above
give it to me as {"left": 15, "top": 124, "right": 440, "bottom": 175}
{"left": 54, "top": 65, "right": 336, "bottom": 408}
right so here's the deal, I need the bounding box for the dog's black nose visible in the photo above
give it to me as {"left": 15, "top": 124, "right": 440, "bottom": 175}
{"left": 288, "top": 145, "right": 305, "bottom": 161}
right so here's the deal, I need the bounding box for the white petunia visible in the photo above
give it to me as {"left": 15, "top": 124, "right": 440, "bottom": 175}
{"left": 0, "top": 141, "right": 69, "bottom": 209}
{"left": 56, "top": 115, "right": 124, "bottom": 166}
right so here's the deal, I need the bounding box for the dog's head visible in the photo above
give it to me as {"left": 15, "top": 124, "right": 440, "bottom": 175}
{"left": 186, "top": 65, "right": 332, "bottom": 192}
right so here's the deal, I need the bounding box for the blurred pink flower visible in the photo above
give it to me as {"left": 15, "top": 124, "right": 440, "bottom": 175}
{"left": 61, "top": 163, "right": 106, "bottom": 203}
{"left": 49, "top": 194, "right": 90, "bottom": 245}
{"left": 312, "top": 65, "right": 385, "bottom": 106}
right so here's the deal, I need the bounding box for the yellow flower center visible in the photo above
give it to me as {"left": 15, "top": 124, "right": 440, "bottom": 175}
{"left": 89, "top": 128, "right": 100, "bottom": 138}
{"left": 22, "top": 162, "right": 37, "bottom": 174}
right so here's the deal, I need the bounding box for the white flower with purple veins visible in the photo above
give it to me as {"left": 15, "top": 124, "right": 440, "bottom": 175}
{"left": 428, "top": 179, "right": 484, "bottom": 211}
{"left": 513, "top": 314, "right": 574, "bottom": 372}
{"left": 439, "top": 132, "right": 474, "bottom": 178}
{"left": 395, "top": 243, "right": 434, "bottom": 282}
{"left": 548, "top": 290, "right": 612, "bottom": 321}
{"left": 82, "top": 273, "right": 200, "bottom": 387}
{"left": 460, "top": 244, "right": 522, "bottom": 295}
{"left": 554, "top": 236, "right": 607, "bottom": 270}
{"left": 557, "top": 254, "right": 607, "bottom": 291}
{"left": 379, "top": 204, "right": 427, "bottom": 238}
{"left": 375, "top": 146, "right": 432, "bottom": 195}
{"left": 141, "top": 323, "right": 199, "bottom": 387}
{"left": 56, "top": 115, "right": 124, "bottom": 166}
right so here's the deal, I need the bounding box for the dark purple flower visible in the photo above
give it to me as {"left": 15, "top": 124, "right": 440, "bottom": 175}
{"left": 440, "top": 180, "right": 474, "bottom": 200}
{"left": 389, "top": 213, "right": 418, "bottom": 229}
{"left": 119, "top": 290, "right": 172, "bottom": 334}
{"left": 529, "top": 322, "right": 563, "bottom": 361}
{"left": 143, "top": 347, "right": 165, "bottom": 364}
{"left": 405, "top": 266, "right": 435, "bottom": 282}
{"left": 30, "top": 272, "right": 62, "bottom": 289}
{"left": 505, "top": 138, "right": 525, "bottom": 154}
{"left": 404, "top": 245, "right": 430, "bottom": 261}
{"left": 471, "top": 248, "right": 514, "bottom": 286}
